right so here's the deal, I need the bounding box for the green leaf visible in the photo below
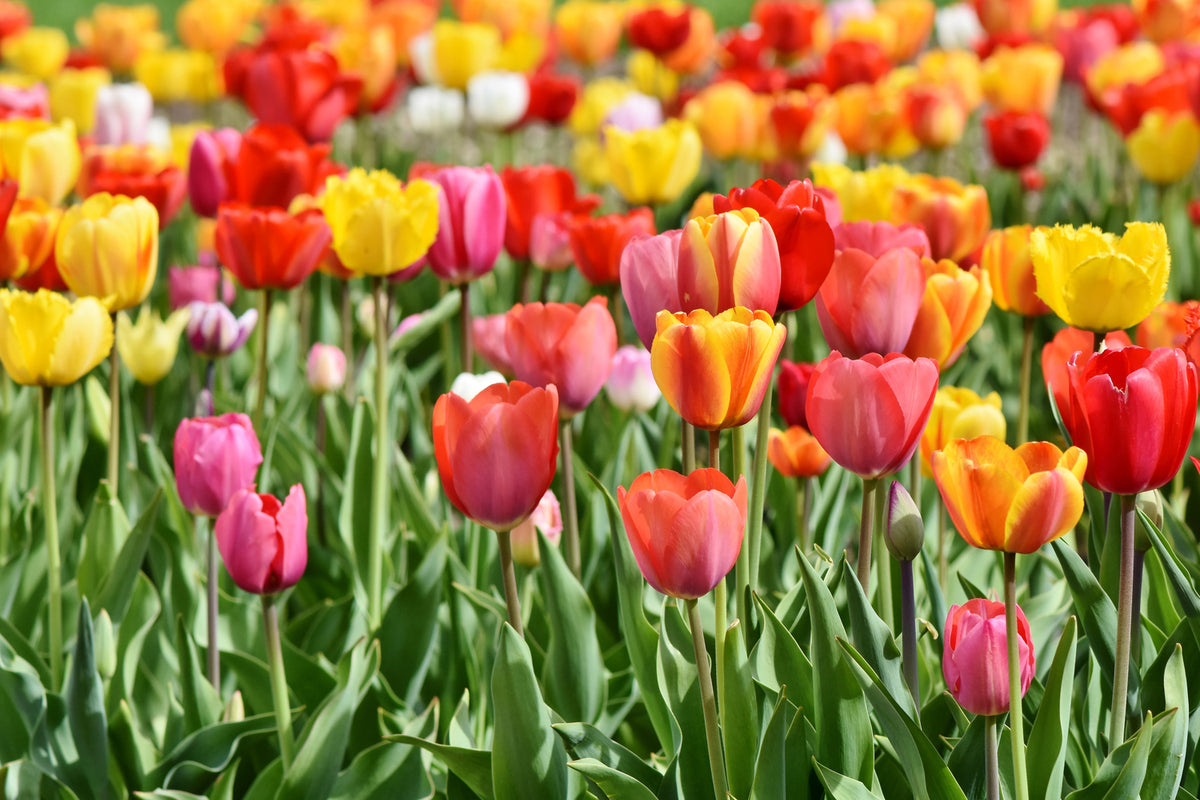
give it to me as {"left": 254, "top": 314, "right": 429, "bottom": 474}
{"left": 750, "top": 593, "right": 814, "bottom": 718}
{"left": 338, "top": 400, "right": 375, "bottom": 611}
{"left": 813, "top": 760, "right": 887, "bottom": 800}
{"left": 174, "top": 617, "right": 221, "bottom": 734}
{"left": 1064, "top": 715, "right": 1153, "bottom": 800}
{"left": 841, "top": 559, "right": 917, "bottom": 719}
{"left": 1141, "top": 645, "right": 1187, "bottom": 800}
{"left": 656, "top": 603, "right": 714, "bottom": 800}
{"left": 798, "top": 552, "right": 873, "bottom": 785}
{"left": 1051, "top": 539, "right": 1119, "bottom": 681}
{"left": 946, "top": 714, "right": 988, "bottom": 800}
{"left": 723, "top": 619, "right": 759, "bottom": 800}
{"left": 0, "top": 624, "right": 48, "bottom": 763}
{"left": 148, "top": 713, "right": 278, "bottom": 792}
{"left": 748, "top": 689, "right": 788, "bottom": 800}
{"left": 567, "top": 758, "right": 657, "bottom": 800}
{"left": 136, "top": 433, "right": 194, "bottom": 548}
{"left": 491, "top": 624, "right": 568, "bottom": 800}
{"left": 1027, "top": 617, "right": 1078, "bottom": 799}
{"left": 95, "top": 491, "right": 161, "bottom": 622}
{"left": 539, "top": 529, "right": 606, "bottom": 724}
{"left": 386, "top": 735, "right": 492, "bottom": 799}
{"left": 76, "top": 483, "right": 131, "bottom": 604}
{"left": 380, "top": 537, "right": 447, "bottom": 706}
{"left": 329, "top": 741, "right": 433, "bottom": 800}
{"left": 553, "top": 723, "right": 663, "bottom": 791}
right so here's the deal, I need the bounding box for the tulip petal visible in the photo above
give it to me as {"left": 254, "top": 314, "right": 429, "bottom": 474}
{"left": 1005, "top": 467, "right": 1084, "bottom": 552}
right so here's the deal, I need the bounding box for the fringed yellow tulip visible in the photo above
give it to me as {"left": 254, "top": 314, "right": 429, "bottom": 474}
{"left": 116, "top": 306, "right": 191, "bottom": 384}
{"left": 904, "top": 258, "right": 993, "bottom": 368}
{"left": 0, "top": 289, "right": 114, "bottom": 387}
{"left": 0, "top": 119, "right": 81, "bottom": 206}
{"left": 932, "top": 437, "right": 1087, "bottom": 553}
{"left": 320, "top": 168, "right": 440, "bottom": 277}
{"left": 2, "top": 27, "right": 69, "bottom": 80}
{"left": 56, "top": 194, "right": 160, "bottom": 313}
{"left": 1031, "top": 222, "right": 1170, "bottom": 332}
{"left": 919, "top": 387, "right": 1006, "bottom": 475}
{"left": 1126, "top": 110, "right": 1200, "bottom": 185}
{"left": 811, "top": 162, "right": 910, "bottom": 222}
{"left": 603, "top": 119, "right": 702, "bottom": 206}
{"left": 48, "top": 67, "right": 112, "bottom": 134}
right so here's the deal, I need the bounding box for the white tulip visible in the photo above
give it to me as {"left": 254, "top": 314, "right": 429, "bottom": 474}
{"left": 467, "top": 70, "right": 530, "bottom": 129}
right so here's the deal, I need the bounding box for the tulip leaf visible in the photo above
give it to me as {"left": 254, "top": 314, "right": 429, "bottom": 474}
{"left": 0, "top": 629, "right": 47, "bottom": 763}
{"left": 723, "top": 618, "right": 759, "bottom": 800}
{"left": 1051, "top": 539, "right": 1119, "bottom": 683}
{"left": 115, "top": 574, "right": 161, "bottom": 708}
{"left": 797, "top": 552, "right": 873, "bottom": 786}
{"left": 1063, "top": 714, "right": 1154, "bottom": 800}
{"left": 750, "top": 592, "right": 814, "bottom": 719}
{"left": 173, "top": 617, "right": 221, "bottom": 735}
{"left": 385, "top": 736, "right": 492, "bottom": 799}
{"left": 539, "top": 529, "right": 606, "bottom": 724}
{"left": 328, "top": 740, "right": 433, "bottom": 800}
{"left": 553, "top": 723, "right": 663, "bottom": 791}
{"left": 337, "top": 400, "right": 375, "bottom": 612}
{"left": 1145, "top": 509, "right": 1200, "bottom": 620}
{"left": 490, "top": 623, "right": 569, "bottom": 800}
{"left": 841, "top": 559, "right": 917, "bottom": 720}
{"left": 147, "top": 713, "right": 278, "bottom": 791}
{"left": 1026, "top": 616, "right": 1078, "bottom": 799}
{"left": 94, "top": 491, "right": 161, "bottom": 623}
{"left": 657, "top": 602, "right": 715, "bottom": 800}
{"left": 379, "top": 537, "right": 447, "bottom": 706}
{"left": 1140, "top": 646, "right": 1188, "bottom": 800}
{"left": 946, "top": 713, "right": 988, "bottom": 800}
{"left": 108, "top": 699, "right": 151, "bottom": 793}
{"left": 748, "top": 688, "right": 788, "bottom": 800}
{"left": 76, "top": 482, "right": 132, "bottom": 604}
{"left": 812, "top": 760, "right": 887, "bottom": 800}
{"left": 567, "top": 758, "right": 658, "bottom": 800}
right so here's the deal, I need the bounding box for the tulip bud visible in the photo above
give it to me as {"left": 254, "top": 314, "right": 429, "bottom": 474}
{"left": 450, "top": 370, "right": 506, "bottom": 402}
{"left": 306, "top": 343, "right": 347, "bottom": 395}
{"left": 1134, "top": 489, "right": 1164, "bottom": 552}
{"left": 117, "top": 307, "right": 191, "bottom": 385}
{"left": 605, "top": 345, "right": 661, "bottom": 413}
{"left": 86, "top": 375, "right": 111, "bottom": 443}
{"left": 215, "top": 484, "right": 308, "bottom": 594}
{"left": 885, "top": 481, "right": 924, "bottom": 561}
{"left": 186, "top": 302, "right": 257, "bottom": 359}
{"left": 93, "top": 609, "right": 116, "bottom": 681}
{"left": 223, "top": 690, "right": 245, "bottom": 723}
{"left": 510, "top": 490, "right": 564, "bottom": 567}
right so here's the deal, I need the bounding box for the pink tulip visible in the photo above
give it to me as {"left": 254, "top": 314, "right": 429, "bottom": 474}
{"left": 805, "top": 351, "right": 938, "bottom": 479}
{"left": 529, "top": 212, "right": 574, "bottom": 272}
{"left": 215, "top": 484, "right": 308, "bottom": 594}
{"left": 426, "top": 165, "right": 507, "bottom": 284}
{"left": 678, "top": 209, "right": 781, "bottom": 316}
{"left": 168, "top": 265, "right": 235, "bottom": 310}
{"left": 306, "top": 343, "right": 346, "bottom": 394}
{"left": 174, "top": 413, "right": 263, "bottom": 517}
{"left": 188, "top": 128, "right": 241, "bottom": 218}
{"left": 0, "top": 83, "right": 48, "bottom": 120}
{"left": 943, "top": 598, "right": 1034, "bottom": 716}
{"left": 815, "top": 248, "right": 926, "bottom": 357}
{"left": 605, "top": 345, "right": 661, "bottom": 413}
{"left": 833, "top": 220, "right": 932, "bottom": 258}
{"left": 471, "top": 313, "right": 514, "bottom": 375}
{"left": 510, "top": 489, "right": 563, "bottom": 567}
{"left": 619, "top": 229, "right": 683, "bottom": 349}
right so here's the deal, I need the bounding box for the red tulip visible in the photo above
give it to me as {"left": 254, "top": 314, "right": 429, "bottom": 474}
{"left": 618, "top": 468, "right": 747, "bottom": 599}
{"left": 823, "top": 40, "right": 892, "bottom": 91}
{"left": 1062, "top": 346, "right": 1198, "bottom": 494}
{"left": 752, "top": 0, "right": 825, "bottom": 56}
{"left": 627, "top": 6, "right": 692, "bottom": 56}
{"left": 1040, "top": 327, "right": 1131, "bottom": 424}
{"left": 500, "top": 165, "right": 598, "bottom": 261}
{"left": 833, "top": 220, "right": 931, "bottom": 259}
{"left": 216, "top": 484, "right": 308, "bottom": 594}
{"left": 433, "top": 381, "right": 560, "bottom": 531}
{"left": 174, "top": 413, "right": 263, "bottom": 518}
{"left": 520, "top": 73, "right": 580, "bottom": 126}
{"left": 944, "top": 598, "right": 1034, "bottom": 716}
{"left": 236, "top": 47, "right": 361, "bottom": 143}
{"left": 232, "top": 123, "right": 341, "bottom": 210}
{"left": 505, "top": 296, "right": 618, "bottom": 416}
{"left": 815, "top": 247, "right": 926, "bottom": 357}
{"left": 568, "top": 207, "right": 656, "bottom": 287}
{"left": 620, "top": 229, "right": 684, "bottom": 349}
{"left": 215, "top": 203, "right": 331, "bottom": 290}
{"left": 984, "top": 111, "right": 1052, "bottom": 170}
{"left": 79, "top": 146, "right": 188, "bottom": 229}
{"left": 806, "top": 351, "right": 939, "bottom": 479}
{"left": 777, "top": 359, "right": 817, "bottom": 429}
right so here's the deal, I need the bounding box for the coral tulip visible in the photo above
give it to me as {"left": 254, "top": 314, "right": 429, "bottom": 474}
{"left": 833, "top": 220, "right": 931, "bottom": 259}
{"left": 618, "top": 468, "right": 747, "bottom": 599}
{"left": 816, "top": 247, "right": 926, "bottom": 358}
{"left": 984, "top": 111, "right": 1051, "bottom": 170}
{"left": 216, "top": 485, "right": 308, "bottom": 594}
{"left": 891, "top": 174, "right": 991, "bottom": 263}
{"left": 981, "top": 225, "right": 1051, "bottom": 317}
{"left": 677, "top": 209, "right": 781, "bottom": 315}
{"left": 604, "top": 119, "right": 703, "bottom": 206}
{"left": 569, "top": 207, "right": 656, "bottom": 287}
{"left": 426, "top": 165, "right": 506, "bottom": 284}
{"left": 555, "top": 0, "right": 623, "bottom": 66}
{"left": 56, "top": 193, "right": 158, "bottom": 313}
{"left": 768, "top": 426, "right": 832, "bottom": 478}
{"left": 806, "top": 351, "right": 939, "bottom": 479}
{"left": 904, "top": 258, "right": 993, "bottom": 369}
{"left": 943, "top": 598, "right": 1034, "bottom": 716}
{"left": 321, "top": 168, "right": 441, "bottom": 278}
{"left": 116, "top": 306, "right": 190, "bottom": 384}
{"left": 620, "top": 229, "right": 683, "bottom": 349}
{"left": 433, "top": 381, "right": 560, "bottom": 531}
{"left": 1136, "top": 300, "right": 1197, "bottom": 350}
{"left": 651, "top": 307, "right": 787, "bottom": 431}
{"left": 0, "top": 289, "right": 113, "bottom": 386}
{"left": 173, "top": 412, "right": 263, "bottom": 518}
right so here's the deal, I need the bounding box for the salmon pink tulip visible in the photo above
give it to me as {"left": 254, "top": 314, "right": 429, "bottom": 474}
{"left": 620, "top": 229, "right": 683, "bottom": 349}
{"left": 833, "top": 220, "right": 931, "bottom": 259}
{"left": 944, "top": 598, "right": 1034, "bottom": 716}
{"left": 215, "top": 484, "right": 308, "bottom": 594}
{"left": 816, "top": 247, "right": 926, "bottom": 358}
{"left": 499, "top": 164, "right": 599, "bottom": 261}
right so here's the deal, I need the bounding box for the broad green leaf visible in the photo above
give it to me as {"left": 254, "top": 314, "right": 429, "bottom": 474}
{"left": 1064, "top": 714, "right": 1153, "bottom": 800}
{"left": 553, "top": 723, "right": 663, "bottom": 791}
{"left": 946, "top": 714, "right": 988, "bottom": 800}
{"left": 657, "top": 602, "right": 715, "bottom": 800}
{"left": 136, "top": 433, "right": 194, "bottom": 546}
{"left": 813, "top": 761, "right": 887, "bottom": 800}
{"left": 76, "top": 483, "right": 131, "bottom": 604}
{"left": 0, "top": 629, "right": 47, "bottom": 762}
{"left": 95, "top": 491, "right": 161, "bottom": 622}
{"left": 1027, "top": 616, "right": 1078, "bottom": 799}
{"left": 174, "top": 618, "right": 221, "bottom": 734}
{"left": 841, "top": 559, "right": 916, "bottom": 719}
{"left": 567, "top": 758, "right": 657, "bottom": 800}
{"left": 1051, "top": 540, "right": 1118, "bottom": 681}
{"left": 748, "top": 689, "right": 788, "bottom": 800}
{"left": 149, "top": 714, "right": 278, "bottom": 792}
{"left": 386, "top": 735, "right": 492, "bottom": 799}
{"left": 1141, "top": 645, "right": 1187, "bottom": 800}
{"left": 329, "top": 740, "right": 433, "bottom": 800}
{"left": 108, "top": 699, "right": 151, "bottom": 793}
{"left": 750, "top": 594, "right": 814, "bottom": 717}
{"left": 723, "top": 618, "right": 759, "bottom": 800}
{"left": 380, "top": 537, "right": 447, "bottom": 706}
{"left": 337, "top": 400, "right": 375, "bottom": 611}
{"left": 539, "top": 530, "right": 606, "bottom": 724}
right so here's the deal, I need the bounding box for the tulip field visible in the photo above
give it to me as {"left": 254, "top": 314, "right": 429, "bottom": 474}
{"left": 6, "top": 0, "right": 1200, "bottom": 798}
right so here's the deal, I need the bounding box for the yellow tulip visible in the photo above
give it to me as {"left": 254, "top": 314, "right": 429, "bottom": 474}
{"left": 56, "top": 194, "right": 160, "bottom": 313}
{"left": 3, "top": 27, "right": 69, "bottom": 80}
{"left": 919, "top": 386, "right": 1007, "bottom": 475}
{"left": 116, "top": 306, "right": 191, "bottom": 385}
{"left": 683, "top": 80, "right": 760, "bottom": 160}
{"left": 568, "top": 77, "right": 633, "bottom": 136}
{"left": 917, "top": 50, "right": 982, "bottom": 112}
{"left": 495, "top": 30, "right": 546, "bottom": 73}
{"left": 133, "top": 48, "right": 222, "bottom": 104}
{"left": 627, "top": 49, "right": 679, "bottom": 103}
{"left": 0, "top": 289, "right": 114, "bottom": 387}
{"left": 571, "top": 136, "right": 610, "bottom": 188}
{"left": 0, "top": 198, "right": 62, "bottom": 281}
{"left": 981, "top": 44, "right": 1062, "bottom": 115}
{"left": 320, "top": 168, "right": 441, "bottom": 277}
{"left": 431, "top": 20, "right": 499, "bottom": 90}
{"left": 0, "top": 119, "right": 81, "bottom": 206}
{"left": 555, "top": 0, "right": 624, "bottom": 66}
{"left": 604, "top": 119, "right": 702, "bottom": 206}
{"left": 176, "top": 0, "right": 258, "bottom": 54}
{"left": 1126, "top": 110, "right": 1200, "bottom": 185}
{"left": 1031, "top": 222, "right": 1170, "bottom": 331}
{"left": 811, "top": 162, "right": 911, "bottom": 222}
{"left": 48, "top": 68, "right": 113, "bottom": 135}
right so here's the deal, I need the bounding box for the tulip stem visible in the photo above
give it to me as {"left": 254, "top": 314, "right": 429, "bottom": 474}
{"left": 262, "top": 594, "right": 295, "bottom": 770}
{"left": 254, "top": 290, "right": 271, "bottom": 433}
{"left": 858, "top": 478, "right": 879, "bottom": 591}
{"left": 560, "top": 420, "right": 581, "bottom": 579}
{"left": 708, "top": 429, "right": 727, "bottom": 735}
{"left": 608, "top": 287, "right": 627, "bottom": 346}
{"left": 876, "top": 475, "right": 893, "bottom": 629}
{"left": 40, "top": 387, "right": 62, "bottom": 690}
{"left": 368, "top": 277, "right": 388, "bottom": 630}
{"left": 496, "top": 529, "right": 524, "bottom": 637}
{"left": 798, "top": 477, "right": 811, "bottom": 552}
{"left": 985, "top": 715, "right": 1000, "bottom": 800}
{"left": 1003, "top": 552, "right": 1029, "bottom": 800}
{"left": 747, "top": 379, "right": 773, "bottom": 603}
{"left": 708, "top": 429, "right": 720, "bottom": 473}
{"left": 108, "top": 323, "right": 120, "bottom": 494}
{"left": 937, "top": 500, "right": 948, "bottom": 593}
{"left": 682, "top": 419, "right": 695, "bottom": 473}
{"left": 340, "top": 282, "right": 354, "bottom": 400}
{"left": 204, "top": 516, "right": 219, "bottom": 688}
{"left": 1017, "top": 316, "right": 1035, "bottom": 445}
{"left": 731, "top": 425, "right": 748, "bottom": 633}
{"left": 460, "top": 282, "right": 473, "bottom": 375}
{"left": 901, "top": 558, "right": 919, "bottom": 709}
{"left": 1110, "top": 494, "right": 1136, "bottom": 751}
{"left": 686, "top": 598, "right": 728, "bottom": 800}
{"left": 1131, "top": 549, "right": 1145, "bottom": 670}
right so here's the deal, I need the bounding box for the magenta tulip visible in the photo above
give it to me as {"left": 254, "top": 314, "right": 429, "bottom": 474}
{"left": 215, "top": 484, "right": 308, "bottom": 594}
{"left": 426, "top": 165, "right": 507, "bottom": 284}
{"left": 174, "top": 413, "right": 263, "bottom": 517}
{"left": 943, "top": 598, "right": 1034, "bottom": 716}
{"left": 188, "top": 128, "right": 241, "bottom": 218}
{"left": 620, "top": 229, "right": 683, "bottom": 349}
{"left": 168, "top": 265, "right": 235, "bottom": 310}
{"left": 186, "top": 302, "right": 258, "bottom": 359}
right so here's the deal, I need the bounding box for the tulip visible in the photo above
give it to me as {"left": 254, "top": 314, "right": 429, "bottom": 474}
{"left": 500, "top": 165, "right": 598, "bottom": 262}
{"left": 14, "top": 250, "right": 67, "bottom": 292}
{"left": 188, "top": 128, "right": 241, "bottom": 218}
{"left": 682, "top": 81, "right": 762, "bottom": 161}
{"left": 176, "top": 0, "right": 255, "bottom": 55}
{"left": 768, "top": 426, "right": 832, "bottom": 478}
{"left": 811, "top": 162, "right": 910, "bottom": 223}
{"left": 91, "top": 82, "right": 152, "bottom": 146}
{"left": 47, "top": 67, "right": 112, "bottom": 136}
{"left": 78, "top": 144, "right": 188, "bottom": 228}
{"left": 753, "top": 0, "right": 825, "bottom": 56}
{"left": 510, "top": 490, "right": 564, "bottom": 567}
{"left": 651, "top": 307, "right": 787, "bottom": 431}
{"left": 984, "top": 111, "right": 1051, "bottom": 170}
{"left": 529, "top": 213, "right": 574, "bottom": 272}
{"left": 917, "top": 49, "right": 982, "bottom": 111}
{"left": 471, "top": 313, "right": 514, "bottom": 374}
{"left": 186, "top": 301, "right": 258, "bottom": 359}
{"left": 886, "top": 480, "right": 924, "bottom": 562}
{"left": 1136, "top": 301, "right": 1197, "bottom": 350}
{"left": 306, "top": 343, "right": 346, "bottom": 395}
{"left": 824, "top": 40, "right": 892, "bottom": 91}
{"left": 568, "top": 207, "right": 656, "bottom": 287}
{"left": 907, "top": 85, "right": 969, "bottom": 150}
{"left": 904, "top": 258, "right": 993, "bottom": 369}
{"left": 891, "top": 174, "right": 991, "bottom": 263}
{"left": 169, "top": 266, "right": 233, "bottom": 311}
{"left": 776, "top": 360, "right": 816, "bottom": 430}
{"left": 816, "top": 247, "right": 926, "bottom": 358}
{"left": 466, "top": 71, "right": 529, "bottom": 129}
{"left": 216, "top": 484, "right": 308, "bottom": 595}
{"left": 232, "top": 123, "right": 340, "bottom": 210}
{"left": 620, "top": 229, "right": 683, "bottom": 349}
{"left": 920, "top": 386, "right": 1007, "bottom": 474}
{"left": 0, "top": 197, "right": 61, "bottom": 281}
{"left": 943, "top": 598, "right": 1034, "bottom": 716}
{"left": 831, "top": 81, "right": 918, "bottom": 159}
{"left": 0, "top": 82, "right": 47, "bottom": 121}
{"left": 0, "top": 289, "right": 113, "bottom": 387}
{"left": 321, "top": 168, "right": 441, "bottom": 278}
{"left": 570, "top": 77, "right": 635, "bottom": 137}
{"left": 618, "top": 468, "right": 746, "bottom": 599}
{"left": 430, "top": 20, "right": 499, "bottom": 90}
{"left": 56, "top": 193, "right": 158, "bottom": 313}
{"left": 603, "top": 92, "right": 664, "bottom": 133}
{"left": 605, "top": 345, "right": 661, "bottom": 413}
{"left": 135, "top": 49, "right": 221, "bottom": 106}
{"left": 331, "top": 24, "right": 398, "bottom": 114}
{"left": 1031, "top": 222, "right": 1169, "bottom": 332}
{"left": 675, "top": 209, "right": 781, "bottom": 316}
{"left": 215, "top": 204, "right": 329, "bottom": 291}
{"left": 425, "top": 165, "right": 506, "bottom": 284}
{"left": 75, "top": 3, "right": 164, "bottom": 74}
{"left": 521, "top": 72, "right": 580, "bottom": 127}
{"left": 407, "top": 86, "right": 466, "bottom": 134}
{"left": 1041, "top": 327, "right": 1130, "bottom": 422}
{"left": 982, "top": 225, "right": 1051, "bottom": 317}
{"left": 0, "top": 118, "right": 81, "bottom": 206}
{"left": 116, "top": 306, "right": 191, "bottom": 385}
{"left": 173, "top": 413, "right": 264, "bottom": 518}
{"left": 1126, "top": 110, "right": 1200, "bottom": 185}
{"left": 833, "top": 220, "right": 932, "bottom": 259}
{"left": 3, "top": 26, "right": 68, "bottom": 79}
{"left": 236, "top": 48, "right": 361, "bottom": 143}
{"left": 604, "top": 119, "right": 703, "bottom": 206}
{"left": 981, "top": 44, "right": 1062, "bottom": 115}
{"left": 555, "top": 0, "right": 623, "bottom": 67}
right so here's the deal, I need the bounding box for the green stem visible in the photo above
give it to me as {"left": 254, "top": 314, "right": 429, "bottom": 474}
{"left": 41, "top": 387, "right": 62, "bottom": 690}
{"left": 985, "top": 715, "right": 1000, "bottom": 800}
{"left": 731, "top": 425, "right": 748, "bottom": 632}
{"left": 876, "top": 475, "right": 893, "bottom": 629}
{"left": 204, "top": 516, "right": 219, "bottom": 687}
{"left": 682, "top": 419, "right": 695, "bottom": 473}
{"left": 560, "top": 420, "right": 581, "bottom": 579}
{"left": 1131, "top": 549, "right": 1145, "bottom": 670}
{"left": 901, "top": 558, "right": 918, "bottom": 709}
{"left": 340, "top": 281, "right": 353, "bottom": 401}
{"left": 858, "top": 478, "right": 879, "bottom": 591}
{"left": 686, "top": 598, "right": 728, "bottom": 800}
{"left": 496, "top": 529, "right": 524, "bottom": 637}
{"left": 254, "top": 290, "right": 271, "bottom": 432}
{"left": 460, "top": 281, "right": 473, "bottom": 375}
{"left": 708, "top": 430, "right": 727, "bottom": 735}
{"left": 1110, "top": 494, "right": 1136, "bottom": 750}
{"left": 368, "top": 277, "right": 388, "bottom": 630}
{"left": 938, "top": 500, "right": 948, "bottom": 593}
{"left": 1004, "top": 552, "right": 1029, "bottom": 800}
{"left": 262, "top": 594, "right": 295, "bottom": 770}
{"left": 108, "top": 321, "right": 120, "bottom": 493}
{"left": 798, "top": 477, "right": 811, "bottom": 553}
{"left": 747, "top": 379, "right": 773, "bottom": 602}
{"left": 1017, "top": 316, "right": 1035, "bottom": 445}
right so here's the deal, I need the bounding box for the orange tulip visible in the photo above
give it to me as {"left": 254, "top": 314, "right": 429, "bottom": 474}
{"left": 77, "top": 144, "right": 187, "bottom": 228}
{"left": 932, "top": 436, "right": 1087, "bottom": 553}
{"left": 876, "top": 0, "right": 935, "bottom": 62}
{"left": 682, "top": 81, "right": 762, "bottom": 161}
{"left": 904, "top": 258, "right": 993, "bottom": 368}
{"left": 834, "top": 82, "right": 919, "bottom": 159}
{"left": 555, "top": 0, "right": 624, "bottom": 66}
{"left": 917, "top": 50, "right": 982, "bottom": 112}
{"left": 891, "top": 174, "right": 991, "bottom": 263}
{"left": 0, "top": 197, "right": 61, "bottom": 281}
{"left": 906, "top": 85, "right": 968, "bottom": 150}
{"left": 768, "top": 426, "right": 832, "bottom": 478}
{"left": 75, "top": 3, "right": 166, "bottom": 75}
{"left": 370, "top": 0, "right": 437, "bottom": 68}
{"left": 651, "top": 307, "right": 787, "bottom": 431}
{"left": 981, "top": 225, "right": 1051, "bottom": 317}
{"left": 1136, "top": 300, "right": 1198, "bottom": 349}
{"left": 1041, "top": 327, "right": 1132, "bottom": 421}
{"left": 660, "top": 7, "right": 716, "bottom": 75}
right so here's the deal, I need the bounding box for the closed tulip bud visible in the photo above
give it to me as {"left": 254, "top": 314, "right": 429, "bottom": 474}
{"left": 47, "top": 67, "right": 112, "bottom": 136}
{"left": 509, "top": 490, "right": 563, "bottom": 567}
{"left": 56, "top": 193, "right": 159, "bottom": 313}
{"left": 407, "top": 86, "right": 466, "bottom": 135}
{"left": 426, "top": 166, "right": 505, "bottom": 283}
{"left": 116, "top": 306, "right": 190, "bottom": 385}
{"left": 0, "top": 118, "right": 81, "bottom": 206}
{"left": 885, "top": 481, "right": 924, "bottom": 561}
{"left": 3, "top": 27, "right": 69, "bottom": 79}
{"left": 186, "top": 301, "right": 257, "bottom": 358}
{"left": 216, "top": 484, "right": 308, "bottom": 594}
{"left": 944, "top": 598, "right": 1034, "bottom": 716}
{"left": 467, "top": 71, "right": 529, "bottom": 129}
{"left": 907, "top": 86, "right": 968, "bottom": 150}
{"left": 0, "top": 288, "right": 113, "bottom": 387}
{"left": 605, "top": 345, "right": 661, "bottom": 413}
{"left": 187, "top": 127, "right": 240, "bottom": 219}
{"left": 222, "top": 691, "right": 245, "bottom": 723}
{"left": 92, "top": 82, "right": 152, "bottom": 146}
{"left": 678, "top": 209, "right": 782, "bottom": 316}
{"left": 306, "top": 343, "right": 346, "bottom": 395}
{"left": 1134, "top": 489, "right": 1164, "bottom": 552}
{"left": 768, "top": 426, "right": 832, "bottom": 478}
{"left": 174, "top": 413, "right": 263, "bottom": 518}
{"left": 450, "top": 370, "right": 506, "bottom": 402}
{"left": 604, "top": 119, "right": 703, "bottom": 206}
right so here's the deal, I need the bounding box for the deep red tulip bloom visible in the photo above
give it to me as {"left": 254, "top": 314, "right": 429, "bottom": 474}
{"left": 720, "top": 26, "right": 767, "bottom": 69}
{"left": 500, "top": 165, "right": 599, "bottom": 261}
{"left": 433, "top": 381, "right": 560, "bottom": 531}
{"left": 1099, "top": 69, "right": 1192, "bottom": 136}
{"left": 833, "top": 220, "right": 932, "bottom": 259}
{"left": 232, "top": 123, "right": 341, "bottom": 210}
{"left": 620, "top": 229, "right": 684, "bottom": 349}
{"left": 823, "top": 40, "right": 891, "bottom": 91}
{"left": 985, "top": 111, "right": 1052, "bottom": 170}
{"left": 174, "top": 413, "right": 263, "bottom": 518}
{"left": 215, "top": 203, "right": 331, "bottom": 290}
{"left": 944, "top": 598, "right": 1034, "bottom": 716}
{"left": 505, "top": 296, "right": 618, "bottom": 416}
{"left": 752, "top": 0, "right": 824, "bottom": 56}
{"left": 519, "top": 73, "right": 580, "bottom": 127}
{"left": 216, "top": 484, "right": 308, "bottom": 594}
{"left": 806, "top": 351, "right": 939, "bottom": 479}
{"left": 627, "top": 6, "right": 692, "bottom": 56}
{"left": 618, "top": 468, "right": 747, "bottom": 599}
{"left": 712, "top": 178, "right": 834, "bottom": 312}
{"left": 567, "top": 207, "right": 656, "bottom": 287}
{"left": 1041, "top": 327, "right": 1131, "bottom": 425}
{"left": 1062, "top": 346, "right": 1197, "bottom": 494}
{"left": 239, "top": 48, "right": 361, "bottom": 143}
{"left": 777, "top": 359, "right": 817, "bottom": 430}
{"left": 816, "top": 247, "right": 926, "bottom": 357}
